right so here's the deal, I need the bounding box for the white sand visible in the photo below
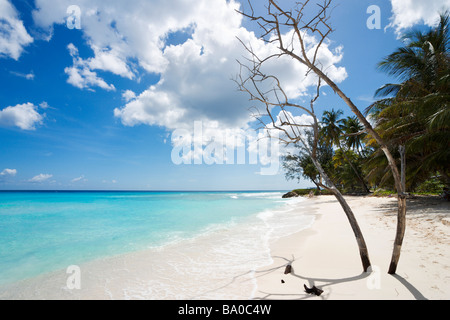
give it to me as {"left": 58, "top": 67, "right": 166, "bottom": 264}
{"left": 1, "top": 195, "right": 448, "bottom": 300}
{"left": 253, "top": 195, "right": 450, "bottom": 300}
{"left": 0, "top": 198, "right": 315, "bottom": 300}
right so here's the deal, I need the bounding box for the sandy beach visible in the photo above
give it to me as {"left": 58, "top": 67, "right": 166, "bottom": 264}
{"left": 254, "top": 195, "right": 450, "bottom": 300}
{"left": 0, "top": 194, "right": 448, "bottom": 300}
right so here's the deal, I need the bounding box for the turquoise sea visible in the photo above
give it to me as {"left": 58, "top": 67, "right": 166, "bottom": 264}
{"left": 0, "top": 191, "right": 313, "bottom": 290}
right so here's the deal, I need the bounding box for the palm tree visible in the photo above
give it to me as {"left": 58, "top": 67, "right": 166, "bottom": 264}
{"left": 282, "top": 131, "right": 335, "bottom": 191}
{"left": 321, "top": 109, "right": 371, "bottom": 193}
{"left": 320, "top": 109, "right": 344, "bottom": 147}
{"left": 367, "top": 11, "right": 450, "bottom": 273}
{"left": 332, "top": 148, "right": 364, "bottom": 191}
{"left": 367, "top": 12, "right": 450, "bottom": 189}
{"left": 340, "top": 116, "right": 367, "bottom": 157}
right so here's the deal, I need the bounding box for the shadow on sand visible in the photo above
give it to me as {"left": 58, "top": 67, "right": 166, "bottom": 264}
{"left": 252, "top": 255, "right": 428, "bottom": 300}
{"left": 251, "top": 255, "right": 369, "bottom": 300}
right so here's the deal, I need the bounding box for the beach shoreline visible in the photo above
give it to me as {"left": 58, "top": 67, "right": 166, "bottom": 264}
{"left": 0, "top": 193, "right": 315, "bottom": 300}
{"left": 253, "top": 195, "right": 450, "bottom": 300}
{"left": 0, "top": 194, "right": 448, "bottom": 300}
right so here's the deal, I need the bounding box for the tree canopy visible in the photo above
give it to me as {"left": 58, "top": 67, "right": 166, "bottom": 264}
{"left": 283, "top": 12, "right": 449, "bottom": 195}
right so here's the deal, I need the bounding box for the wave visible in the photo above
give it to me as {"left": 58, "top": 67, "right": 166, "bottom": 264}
{"left": 227, "top": 191, "right": 286, "bottom": 200}
{"left": 0, "top": 191, "right": 315, "bottom": 299}
{"left": 122, "top": 197, "right": 315, "bottom": 299}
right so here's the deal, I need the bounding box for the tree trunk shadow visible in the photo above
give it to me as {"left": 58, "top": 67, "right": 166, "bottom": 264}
{"left": 253, "top": 256, "right": 429, "bottom": 300}
{"left": 390, "top": 274, "right": 428, "bottom": 300}
{"left": 253, "top": 256, "right": 371, "bottom": 300}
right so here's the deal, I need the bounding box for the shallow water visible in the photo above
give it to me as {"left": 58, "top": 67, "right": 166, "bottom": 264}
{"left": 0, "top": 191, "right": 315, "bottom": 299}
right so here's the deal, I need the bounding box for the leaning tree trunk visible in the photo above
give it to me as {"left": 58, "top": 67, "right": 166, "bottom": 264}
{"left": 389, "top": 194, "right": 407, "bottom": 274}
{"left": 399, "top": 145, "right": 406, "bottom": 192}
{"left": 312, "top": 180, "right": 322, "bottom": 193}
{"left": 311, "top": 67, "right": 407, "bottom": 274}
{"left": 248, "top": 0, "right": 405, "bottom": 275}
{"left": 310, "top": 158, "right": 371, "bottom": 272}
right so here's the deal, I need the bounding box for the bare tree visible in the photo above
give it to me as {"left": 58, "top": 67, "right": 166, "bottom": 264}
{"left": 234, "top": 24, "right": 371, "bottom": 273}
{"left": 236, "top": 0, "right": 407, "bottom": 274}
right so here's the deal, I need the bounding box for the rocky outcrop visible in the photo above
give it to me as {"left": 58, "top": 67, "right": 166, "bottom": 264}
{"left": 282, "top": 191, "right": 299, "bottom": 198}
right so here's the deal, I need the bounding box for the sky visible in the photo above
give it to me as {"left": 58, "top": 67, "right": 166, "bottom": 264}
{"left": 0, "top": 0, "right": 448, "bottom": 191}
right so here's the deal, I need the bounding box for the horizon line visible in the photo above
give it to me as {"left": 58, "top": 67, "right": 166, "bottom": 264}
{"left": 0, "top": 189, "right": 295, "bottom": 193}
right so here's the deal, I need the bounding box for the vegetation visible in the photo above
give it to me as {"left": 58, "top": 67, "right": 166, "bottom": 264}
{"left": 365, "top": 12, "right": 449, "bottom": 193}
{"left": 282, "top": 12, "right": 450, "bottom": 198}
{"left": 288, "top": 188, "right": 333, "bottom": 196}
{"left": 239, "top": 0, "right": 448, "bottom": 274}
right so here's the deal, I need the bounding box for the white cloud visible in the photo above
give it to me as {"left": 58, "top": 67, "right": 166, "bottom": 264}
{"left": 111, "top": 0, "right": 346, "bottom": 134}
{"left": 273, "top": 111, "right": 315, "bottom": 140}
{"left": 33, "top": 0, "right": 347, "bottom": 134}
{"left": 0, "top": 0, "right": 33, "bottom": 60}
{"left": 388, "top": 0, "right": 450, "bottom": 35}
{"left": 88, "top": 45, "right": 134, "bottom": 79}
{"left": 10, "top": 71, "right": 35, "bottom": 80}
{"left": 71, "top": 175, "right": 85, "bottom": 183}
{"left": 122, "top": 90, "right": 136, "bottom": 102}
{"left": 32, "top": 0, "right": 199, "bottom": 83}
{"left": 0, "top": 102, "right": 44, "bottom": 130}
{"left": 39, "top": 101, "right": 50, "bottom": 109}
{"left": 64, "top": 43, "right": 116, "bottom": 91}
{"left": 29, "top": 173, "right": 53, "bottom": 183}
{"left": 0, "top": 168, "right": 17, "bottom": 176}
{"left": 114, "top": 86, "right": 185, "bottom": 129}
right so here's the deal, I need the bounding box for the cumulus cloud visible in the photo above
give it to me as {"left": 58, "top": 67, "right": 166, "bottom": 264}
{"left": 0, "top": 102, "right": 44, "bottom": 130}
{"left": 29, "top": 173, "right": 52, "bottom": 183}
{"left": 32, "top": 0, "right": 199, "bottom": 79}
{"left": 64, "top": 43, "right": 116, "bottom": 91}
{"left": 88, "top": 45, "right": 134, "bottom": 79}
{"left": 271, "top": 111, "right": 315, "bottom": 141}
{"left": 0, "top": 0, "right": 33, "bottom": 60}
{"left": 114, "top": 86, "right": 185, "bottom": 129}
{"left": 122, "top": 90, "right": 136, "bottom": 102}
{"left": 388, "top": 0, "right": 450, "bottom": 35}
{"left": 33, "top": 0, "right": 347, "bottom": 135}
{"left": 0, "top": 168, "right": 17, "bottom": 176}
{"left": 112, "top": 0, "right": 346, "bottom": 134}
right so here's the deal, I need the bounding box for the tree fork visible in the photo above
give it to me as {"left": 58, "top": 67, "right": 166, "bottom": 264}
{"left": 311, "top": 66, "right": 407, "bottom": 274}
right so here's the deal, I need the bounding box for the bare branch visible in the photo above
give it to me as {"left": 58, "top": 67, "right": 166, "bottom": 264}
{"left": 235, "top": 0, "right": 374, "bottom": 272}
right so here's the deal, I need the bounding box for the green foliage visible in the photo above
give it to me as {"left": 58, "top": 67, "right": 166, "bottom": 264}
{"left": 365, "top": 12, "right": 450, "bottom": 191}
{"left": 372, "top": 189, "right": 397, "bottom": 197}
{"left": 282, "top": 130, "right": 334, "bottom": 189}
{"left": 292, "top": 189, "right": 314, "bottom": 196}
{"left": 290, "top": 188, "right": 333, "bottom": 196}
{"left": 415, "top": 177, "right": 445, "bottom": 194}
{"left": 282, "top": 13, "right": 449, "bottom": 195}
{"left": 282, "top": 115, "right": 371, "bottom": 194}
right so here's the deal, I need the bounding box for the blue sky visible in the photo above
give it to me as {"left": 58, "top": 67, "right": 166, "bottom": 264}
{"left": 0, "top": 0, "right": 448, "bottom": 190}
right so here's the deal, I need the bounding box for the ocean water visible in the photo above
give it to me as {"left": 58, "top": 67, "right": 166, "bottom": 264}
{"left": 0, "top": 191, "right": 315, "bottom": 297}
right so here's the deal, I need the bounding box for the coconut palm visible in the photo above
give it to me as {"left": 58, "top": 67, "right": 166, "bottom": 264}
{"left": 282, "top": 131, "right": 334, "bottom": 191}
{"left": 365, "top": 11, "right": 449, "bottom": 274}
{"left": 321, "top": 109, "right": 371, "bottom": 193}
{"left": 340, "top": 116, "right": 367, "bottom": 157}
{"left": 366, "top": 11, "right": 450, "bottom": 190}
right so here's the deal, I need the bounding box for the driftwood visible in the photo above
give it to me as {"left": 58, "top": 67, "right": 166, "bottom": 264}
{"left": 304, "top": 284, "right": 324, "bottom": 296}
{"left": 284, "top": 265, "right": 292, "bottom": 274}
